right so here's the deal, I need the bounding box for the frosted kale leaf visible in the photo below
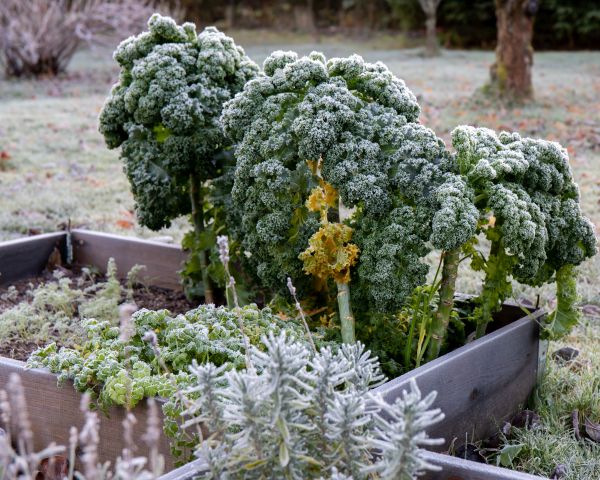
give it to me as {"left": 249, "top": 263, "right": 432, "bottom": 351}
{"left": 99, "top": 15, "right": 258, "bottom": 229}
{"left": 451, "top": 126, "right": 597, "bottom": 337}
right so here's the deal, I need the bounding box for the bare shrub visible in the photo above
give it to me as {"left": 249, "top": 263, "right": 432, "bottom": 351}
{"left": 0, "top": 0, "right": 180, "bottom": 78}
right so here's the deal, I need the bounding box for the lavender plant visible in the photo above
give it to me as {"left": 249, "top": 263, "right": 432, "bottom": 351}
{"left": 98, "top": 14, "right": 259, "bottom": 301}
{"left": 182, "top": 332, "right": 444, "bottom": 479}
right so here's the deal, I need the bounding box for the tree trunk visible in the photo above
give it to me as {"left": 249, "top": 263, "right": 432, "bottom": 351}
{"left": 293, "top": 0, "right": 318, "bottom": 41}
{"left": 489, "top": 0, "right": 536, "bottom": 100}
{"left": 424, "top": 11, "right": 438, "bottom": 56}
{"left": 419, "top": 0, "right": 440, "bottom": 57}
{"left": 225, "top": 0, "right": 236, "bottom": 30}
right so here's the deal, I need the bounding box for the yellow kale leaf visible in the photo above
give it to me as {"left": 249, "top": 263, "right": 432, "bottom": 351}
{"left": 299, "top": 223, "right": 359, "bottom": 284}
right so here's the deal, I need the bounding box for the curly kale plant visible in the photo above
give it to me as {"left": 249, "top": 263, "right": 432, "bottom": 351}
{"left": 28, "top": 304, "right": 308, "bottom": 409}
{"left": 99, "top": 14, "right": 259, "bottom": 301}
{"left": 221, "top": 51, "right": 477, "bottom": 347}
{"left": 448, "top": 126, "right": 597, "bottom": 340}
{"left": 183, "top": 332, "right": 444, "bottom": 479}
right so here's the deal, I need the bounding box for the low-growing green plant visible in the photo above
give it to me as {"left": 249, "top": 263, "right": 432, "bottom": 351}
{"left": 98, "top": 14, "right": 259, "bottom": 302}
{"left": 28, "top": 305, "right": 313, "bottom": 409}
{"left": 182, "top": 331, "right": 444, "bottom": 479}
{"left": 28, "top": 303, "right": 325, "bottom": 461}
{"left": 0, "top": 259, "right": 129, "bottom": 352}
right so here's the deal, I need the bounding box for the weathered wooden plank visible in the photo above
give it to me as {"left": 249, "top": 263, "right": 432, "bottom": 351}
{"left": 421, "top": 451, "right": 546, "bottom": 480}
{"left": 158, "top": 458, "right": 206, "bottom": 480}
{"left": 373, "top": 309, "right": 546, "bottom": 452}
{"left": 155, "top": 448, "right": 548, "bottom": 480}
{"left": 0, "top": 357, "right": 174, "bottom": 470}
{"left": 157, "top": 443, "right": 549, "bottom": 480}
{"left": 0, "top": 232, "right": 66, "bottom": 285}
{"left": 71, "top": 229, "right": 187, "bottom": 290}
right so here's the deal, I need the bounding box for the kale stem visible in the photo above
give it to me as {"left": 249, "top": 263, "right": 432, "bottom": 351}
{"left": 189, "top": 173, "right": 215, "bottom": 304}
{"left": 475, "top": 238, "right": 512, "bottom": 338}
{"left": 426, "top": 248, "right": 460, "bottom": 361}
{"left": 336, "top": 281, "right": 355, "bottom": 344}
{"left": 336, "top": 197, "right": 356, "bottom": 344}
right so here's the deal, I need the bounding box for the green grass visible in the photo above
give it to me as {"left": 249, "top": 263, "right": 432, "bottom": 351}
{"left": 0, "top": 35, "right": 598, "bottom": 477}
{"left": 497, "top": 319, "right": 600, "bottom": 479}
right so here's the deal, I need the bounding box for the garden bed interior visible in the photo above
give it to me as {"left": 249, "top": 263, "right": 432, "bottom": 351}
{"left": 0, "top": 230, "right": 548, "bottom": 479}
{"left": 0, "top": 231, "right": 187, "bottom": 470}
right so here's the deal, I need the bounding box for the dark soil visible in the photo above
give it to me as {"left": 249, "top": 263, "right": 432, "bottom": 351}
{"left": 0, "top": 266, "right": 197, "bottom": 361}
{"left": 130, "top": 283, "right": 197, "bottom": 313}
{"left": 0, "top": 338, "right": 45, "bottom": 363}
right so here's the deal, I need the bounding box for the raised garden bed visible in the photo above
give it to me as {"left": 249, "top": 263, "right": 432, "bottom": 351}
{"left": 0, "top": 230, "right": 548, "bottom": 479}
{"left": 0, "top": 230, "right": 189, "bottom": 470}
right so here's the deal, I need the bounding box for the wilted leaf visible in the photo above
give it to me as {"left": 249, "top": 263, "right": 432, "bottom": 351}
{"left": 551, "top": 464, "right": 567, "bottom": 479}
{"left": 454, "top": 443, "right": 486, "bottom": 463}
{"left": 584, "top": 417, "right": 600, "bottom": 443}
{"left": 511, "top": 410, "right": 540, "bottom": 430}
{"left": 116, "top": 219, "right": 134, "bottom": 229}
{"left": 552, "top": 346, "right": 580, "bottom": 364}
{"left": 573, "top": 410, "right": 581, "bottom": 441}
{"left": 36, "top": 456, "right": 69, "bottom": 480}
{"left": 497, "top": 443, "right": 524, "bottom": 468}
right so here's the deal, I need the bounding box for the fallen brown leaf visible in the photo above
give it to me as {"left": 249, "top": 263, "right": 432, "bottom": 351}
{"left": 584, "top": 417, "right": 600, "bottom": 443}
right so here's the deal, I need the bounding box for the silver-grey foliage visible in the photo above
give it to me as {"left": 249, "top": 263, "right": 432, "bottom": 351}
{"left": 183, "top": 332, "right": 444, "bottom": 479}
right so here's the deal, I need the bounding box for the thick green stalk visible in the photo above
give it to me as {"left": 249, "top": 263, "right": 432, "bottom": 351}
{"left": 336, "top": 280, "right": 355, "bottom": 344}
{"left": 189, "top": 173, "right": 214, "bottom": 304}
{"left": 426, "top": 248, "right": 460, "bottom": 361}
{"left": 475, "top": 238, "right": 512, "bottom": 338}
{"left": 336, "top": 198, "right": 356, "bottom": 344}
{"left": 543, "top": 264, "right": 580, "bottom": 339}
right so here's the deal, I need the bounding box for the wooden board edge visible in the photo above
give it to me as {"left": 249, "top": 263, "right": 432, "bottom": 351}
{"left": 71, "top": 229, "right": 187, "bottom": 290}
{"left": 0, "top": 358, "right": 175, "bottom": 470}
{"left": 374, "top": 309, "right": 546, "bottom": 396}
{"left": 157, "top": 459, "right": 207, "bottom": 480}
{"left": 422, "top": 451, "right": 547, "bottom": 480}
{"left": 0, "top": 232, "right": 66, "bottom": 248}
{"left": 71, "top": 229, "right": 183, "bottom": 251}
{"left": 152, "top": 449, "right": 548, "bottom": 480}
{"left": 0, "top": 232, "right": 66, "bottom": 285}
